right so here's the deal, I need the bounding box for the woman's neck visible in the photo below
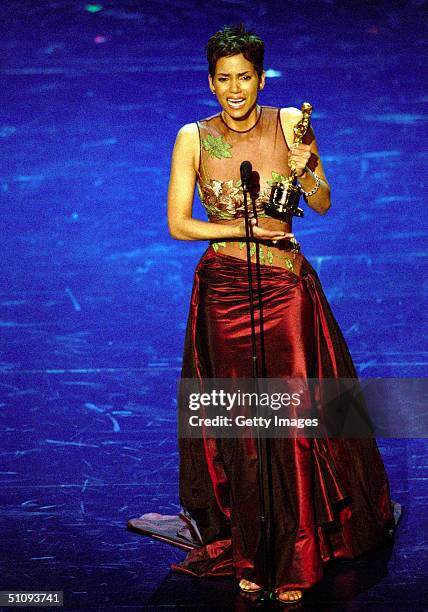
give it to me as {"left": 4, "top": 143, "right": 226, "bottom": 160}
{"left": 220, "top": 105, "right": 261, "bottom": 132}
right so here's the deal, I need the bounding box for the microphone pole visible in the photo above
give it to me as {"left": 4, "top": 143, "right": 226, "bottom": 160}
{"left": 240, "top": 161, "right": 272, "bottom": 600}
{"left": 240, "top": 161, "right": 258, "bottom": 380}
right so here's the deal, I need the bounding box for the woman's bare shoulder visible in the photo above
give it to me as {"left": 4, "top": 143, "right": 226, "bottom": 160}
{"left": 172, "top": 123, "right": 199, "bottom": 172}
{"left": 174, "top": 122, "right": 199, "bottom": 154}
{"left": 176, "top": 122, "right": 199, "bottom": 139}
{"left": 280, "top": 107, "right": 303, "bottom": 123}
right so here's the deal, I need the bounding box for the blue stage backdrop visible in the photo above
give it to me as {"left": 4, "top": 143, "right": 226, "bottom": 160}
{"left": 0, "top": 1, "right": 427, "bottom": 610}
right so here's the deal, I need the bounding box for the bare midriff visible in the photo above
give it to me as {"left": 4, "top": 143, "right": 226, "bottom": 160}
{"left": 210, "top": 217, "right": 303, "bottom": 277}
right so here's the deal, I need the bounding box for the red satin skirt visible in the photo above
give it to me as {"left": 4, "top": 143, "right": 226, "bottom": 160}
{"left": 173, "top": 246, "right": 395, "bottom": 592}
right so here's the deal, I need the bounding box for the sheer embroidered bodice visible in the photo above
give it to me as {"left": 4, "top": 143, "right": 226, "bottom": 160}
{"left": 196, "top": 106, "right": 303, "bottom": 275}
{"left": 197, "top": 106, "right": 290, "bottom": 222}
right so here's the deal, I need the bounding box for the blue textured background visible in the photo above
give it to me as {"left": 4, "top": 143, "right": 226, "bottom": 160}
{"left": 0, "top": 1, "right": 427, "bottom": 609}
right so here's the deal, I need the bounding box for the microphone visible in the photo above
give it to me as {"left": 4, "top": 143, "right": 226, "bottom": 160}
{"left": 240, "top": 161, "right": 252, "bottom": 191}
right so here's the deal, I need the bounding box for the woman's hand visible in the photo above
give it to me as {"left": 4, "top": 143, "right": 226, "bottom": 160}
{"left": 288, "top": 143, "right": 311, "bottom": 177}
{"left": 238, "top": 218, "right": 294, "bottom": 243}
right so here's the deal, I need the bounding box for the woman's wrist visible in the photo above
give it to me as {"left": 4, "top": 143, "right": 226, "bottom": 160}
{"left": 297, "top": 170, "right": 321, "bottom": 198}
{"left": 233, "top": 220, "right": 245, "bottom": 238}
{"left": 296, "top": 168, "right": 330, "bottom": 213}
{"left": 297, "top": 166, "right": 313, "bottom": 182}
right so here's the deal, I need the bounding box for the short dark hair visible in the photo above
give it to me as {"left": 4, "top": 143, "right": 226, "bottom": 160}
{"left": 206, "top": 24, "right": 264, "bottom": 79}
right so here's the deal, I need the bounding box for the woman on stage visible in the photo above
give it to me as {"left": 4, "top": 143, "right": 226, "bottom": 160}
{"left": 167, "top": 24, "right": 396, "bottom": 604}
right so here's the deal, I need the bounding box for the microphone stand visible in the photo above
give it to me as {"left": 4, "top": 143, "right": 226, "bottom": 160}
{"left": 242, "top": 173, "right": 274, "bottom": 603}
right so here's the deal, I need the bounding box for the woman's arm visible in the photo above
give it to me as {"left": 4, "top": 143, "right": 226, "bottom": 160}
{"left": 280, "top": 108, "right": 331, "bottom": 215}
{"left": 167, "top": 123, "right": 293, "bottom": 241}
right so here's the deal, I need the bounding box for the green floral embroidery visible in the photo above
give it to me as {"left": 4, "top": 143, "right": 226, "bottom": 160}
{"left": 267, "top": 170, "right": 289, "bottom": 187}
{"left": 199, "top": 177, "right": 243, "bottom": 219}
{"left": 202, "top": 202, "right": 236, "bottom": 220}
{"left": 211, "top": 241, "right": 227, "bottom": 252}
{"left": 211, "top": 241, "right": 297, "bottom": 275}
{"left": 284, "top": 258, "right": 294, "bottom": 271}
{"left": 222, "top": 178, "right": 241, "bottom": 189}
{"left": 202, "top": 134, "right": 233, "bottom": 159}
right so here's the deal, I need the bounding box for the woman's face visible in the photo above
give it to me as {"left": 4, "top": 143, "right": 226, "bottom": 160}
{"left": 208, "top": 53, "right": 265, "bottom": 125}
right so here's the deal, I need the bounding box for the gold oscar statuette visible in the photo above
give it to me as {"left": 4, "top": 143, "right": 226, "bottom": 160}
{"left": 264, "top": 102, "right": 313, "bottom": 220}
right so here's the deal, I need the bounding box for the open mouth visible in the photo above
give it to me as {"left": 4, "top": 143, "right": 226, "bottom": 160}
{"left": 227, "top": 98, "right": 245, "bottom": 109}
